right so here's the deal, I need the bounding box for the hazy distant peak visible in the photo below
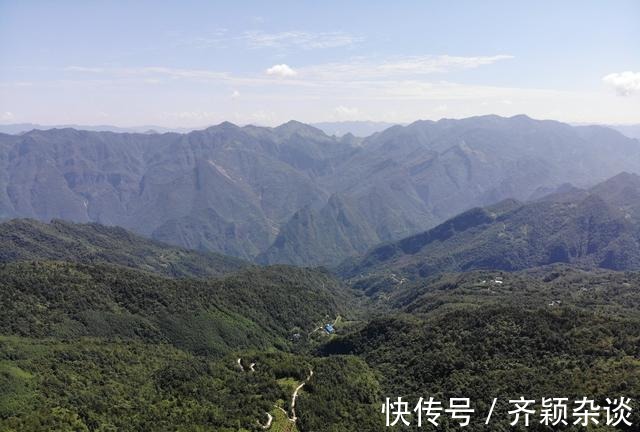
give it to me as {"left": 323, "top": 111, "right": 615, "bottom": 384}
{"left": 608, "top": 124, "right": 640, "bottom": 140}
{"left": 0, "top": 123, "right": 196, "bottom": 135}
{"left": 276, "top": 119, "right": 315, "bottom": 129}
{"left": 607, "top": 171, "right": 640, "bottom": 181}
{"left": 339, "top": 132, "right": 362, "bottom": 146}
{"left": 212, "top": 121, "right": 240, "bottom": 130}
{"left": 311, "top": 121, "right": 399, "bottom": 138}
{"left": 591, "top": 171, "right": 640, "bottom": 193}
{"left": 509, "top": 113, "right": 533, "bottom": 121}
{"left": 400, "top": 114, "right": 535, "bottom": 131}
{"left": 274, "top": 120, "right": 328, "bottom": 139}
{"left": 406, "top": 119, "right": 437, "bottom": 128}
{"left": 23, "top": 127, "right": 88, "bottom": 139}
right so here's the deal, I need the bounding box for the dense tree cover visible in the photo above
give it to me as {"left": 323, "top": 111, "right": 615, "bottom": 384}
{"left": 0, "top": 261, "right": 345, "bottom": 356}
{"left": 321, "top": 267, "right": 640, "bottom": 430}
{"left": 0, "top": 336, "right": 383, "bottom": 431}
{"left": 0, "top": 219, "right": 248, "bottom": 278}
{"left": 386, "top": 266, "right": 640, "bottom": 319}
{"left": 4, "top": 258, "right": 640, "bottom": 431}
{"left": 3, "top": 218, "right": 640, "bottom": 431}
{"left": 0, "top": 337, "right": 307, "bottom": 431}
{"left": 297, "top": 356, "right": 384, "bottom": 432}
{"left": 0, "top": 253, "right": 384, "bottom": 431}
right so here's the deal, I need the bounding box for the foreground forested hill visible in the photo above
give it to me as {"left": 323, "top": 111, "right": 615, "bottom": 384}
{"left": 3, "top": 218, "right": 640, "bottom": 431}
{"left": 0, "top": 261, "right": 345, "bottom": 355}
{"left": 0, "top": 220, "right": 383, "bottom": 431}
{"left": 321, "top": 266, "right": 640, "bottom": 430}
{"left": 0, "top": 338, "right": 382, "bottom": 431}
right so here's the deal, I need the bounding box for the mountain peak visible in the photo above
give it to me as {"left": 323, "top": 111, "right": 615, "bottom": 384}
{"left": 509, "top": 114, "right": 533, "bottom": 121}
{"left": 592, "top": 171, "right": 640, "bottom": 191}
{"left": 279, "top": 119, "right": 307, "bottom": 127}
{"left": 274, "top": 120, "right": 327, "bottom": 139}
{"left": 610, "top": 171, "right": 640, "bottom": 181}
{"left": 197, "top": 121, "right": 242, "bottom": 136}
{"left": 215, "top": 121, "right": 239, "bottom": 129}
{"left": 590, "top": 172, "right": 640, "bottom": 209}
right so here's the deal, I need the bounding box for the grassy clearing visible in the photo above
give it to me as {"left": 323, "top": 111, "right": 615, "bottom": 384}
{"left": 269, "top": 406, "right": 298, "bottom": 432}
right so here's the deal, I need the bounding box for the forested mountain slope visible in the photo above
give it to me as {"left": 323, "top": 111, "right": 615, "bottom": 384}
{"left": 0, "top": 261, "right": 343, "bottom": 356}
{"left": 0, "top": 220, "right": 379, "bottom": 431}
{"left": 321, "top": 266, "right": 640, "bottom": 430}
{"left": 0, "top": 218, "right": 248, "bottom": 278}
{"left": 341, "top": 172, "right": 640, "bottom": 288}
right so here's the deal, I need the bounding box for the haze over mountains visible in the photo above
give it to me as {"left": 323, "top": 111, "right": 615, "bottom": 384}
{"left": 3, "top": 118, "right": 640, "bottom": 431}
{"left": 341, "top": 172, "right": 640, "bottom": 287}
{"left": 4, "top": 120, "right": 640, "bottom": 140}
{"left": 311, "top": 121, "right": 400, "bottom": 137}
{"left": 1, "top": 114, "right": 639, "bottom": 266}
{"left": 0, "top": 121, "right": 399, "bottom": 138}
{"left": 611, "top": 124, "right": 640, "bottom": 140}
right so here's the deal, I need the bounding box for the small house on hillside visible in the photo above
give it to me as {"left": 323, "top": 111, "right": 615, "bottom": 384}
{"left": 324, "top": 324, "right": 335, "bottom": 334}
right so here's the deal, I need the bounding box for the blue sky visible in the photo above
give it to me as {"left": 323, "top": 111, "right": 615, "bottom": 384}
{"left": 1, "top": 0, "right": 639, "bottom": 126}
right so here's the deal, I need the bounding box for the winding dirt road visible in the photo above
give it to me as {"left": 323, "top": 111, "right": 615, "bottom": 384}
{"left": 237, "top": 358, "right": 256, "bottom": 373}
{"left": 290, "top": 369, "right": 313, "bottom": 422}
{"left": 258, "top": 412, "right": 273, "bottom": 429}
{"left": 244, "top": 360, "right": 314, "bottom": 428}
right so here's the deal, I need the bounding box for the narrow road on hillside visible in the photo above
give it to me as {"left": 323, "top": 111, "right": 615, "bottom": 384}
{"left": 237, "top": 358, "right": 257, "bottom": 373}
{"left": 258, "top": 412, "right": 273, "bottom": 429}
{"left": 290, "top": 369, "right": 313, "bottom": 422}
{"left": 249, "top": 361, "right": 313, "bottom": 428}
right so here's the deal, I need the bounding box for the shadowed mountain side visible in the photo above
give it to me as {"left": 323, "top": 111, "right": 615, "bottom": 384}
{"left": 2, "top": 115, "right": 640, "bottom": 266}
{"left": 0, "top": 218, "right": 248, "bottom": 278}
{"left": 340, "top": 173, "right": 640, "bottom": 289}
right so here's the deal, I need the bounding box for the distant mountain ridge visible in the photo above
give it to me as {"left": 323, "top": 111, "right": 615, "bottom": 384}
{"left": 608, "top": 124, "right": 640, "bottom": 140}
{"left": 0, "top": 123, "right": 195, "bottom": 135}
{"left": 1, "top": 115, "right": 640, "bottom": 266}
{"left": 0, "top": 121, "right": 401, "bottom": 138}
{"left": 311, "top": 121, "right": 399, "bottom": 137}
{"left": 340, "top": 172, "right": 640, "bottom": 286}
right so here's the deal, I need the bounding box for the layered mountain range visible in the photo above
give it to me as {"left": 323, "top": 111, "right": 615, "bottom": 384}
{"left": 341, "top": 172, "right": 640, "bottom": 292}
{"left": 4, "top": 213, "right": 640, "bottom": 430}
{"left": 4, "top": 167, "right": 640, "bottom": 430}
{"left": 1, "top": 115, "right": 639, "bottom": 266}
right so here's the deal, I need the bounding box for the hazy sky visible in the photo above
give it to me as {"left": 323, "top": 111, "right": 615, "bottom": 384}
{"left": 1, "top": 0, "right": 639, "bottom": 127}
